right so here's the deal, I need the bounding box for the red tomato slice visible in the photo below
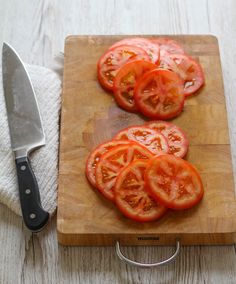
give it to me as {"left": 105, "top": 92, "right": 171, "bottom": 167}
{"left": 146, "top": 120, "right": 170, "bottom": 132}
{"left": 134, "top": 69, "right": 185, "bottom": 120}
{"left": 109, "top": 37, "right": 160, "bottom": 64}
{"left": 145, "top": 155, "right": 204, "bottom": 210}
{"left": 114, "top": 160, "right": 167, "bottom": 222}
{"left": 96, "top": 143, "right": 153, "bottom": 201}
{"left": 159, "top": 54, "right": 205, "bottom": 96}
{"left": 147, "top": 121, "right": 189, "bottom": 158}
{"left": 151, "top": 38, "right": 185, "bottom": 55}
{"left": 97, "top": 45, "right": 150, "bottom": 91}
{"left": 86, "top": 140, "right": 130, "bottom": 187}
{"left": 113, "top": 60, "right": 157, "bottom": 112}
{"left": 114, "top": 125, "right": 169, "bottom": 155}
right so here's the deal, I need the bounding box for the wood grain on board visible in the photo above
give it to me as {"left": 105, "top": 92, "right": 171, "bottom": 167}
{"left": 57, "top": 35, "right": 236, "bottom": 246}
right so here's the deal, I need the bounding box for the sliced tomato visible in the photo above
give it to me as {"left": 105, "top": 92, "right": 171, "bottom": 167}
{"left": 114, "top": 160, "right": 167, "bottom": 222}
{"left": 159, "top": 54, "right": 205, "bottom": 96}
{"left": 113, "top": 60, "right": 157, "bottom": 112}
{"left": 145, "top": 155, "right": 204, "bottom": 210}
{"left": 146, "top": 121, "right": 170, "bottom": 132}
{"left": 152, "top": 38, "right": 185, "bottom": 55}
{"left": 95, "top": 143, "right": 153, "bottom": 201}
{"left": 134, "top": 69, "right": 185, "bottom": 120}
{"left": 147, "top": 121, "right": 189, "bottom": 158}
{"left": 114, "top": 125, "right": 169, "bottom": 155}
{"left": 86, "top": 140, "right": 130, "bottom": 187}
{"left": 97, "top": 45, "right": 150, "bottom": 91}
{"left": 109, "top": 37, "right": 160, "bottom": 64}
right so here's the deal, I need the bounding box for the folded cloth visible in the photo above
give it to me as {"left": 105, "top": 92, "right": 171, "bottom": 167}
{"left": 0, "top": 64, "right": 61, "bottom": 216}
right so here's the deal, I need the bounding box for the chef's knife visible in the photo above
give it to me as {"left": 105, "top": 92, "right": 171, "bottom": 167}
{"left": 2, "top": 43, "right": 49, "bottom": 231}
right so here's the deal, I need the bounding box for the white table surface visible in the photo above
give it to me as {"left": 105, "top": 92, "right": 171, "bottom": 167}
{"left": 1, "top": 0, "right": 236, "bottom": 283}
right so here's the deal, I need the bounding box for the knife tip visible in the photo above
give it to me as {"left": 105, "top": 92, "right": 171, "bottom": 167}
{"left": 3, "top": 41, "right": 9, "bottom": 48}
{"left": 2, "top": 42, "right": 15, "bottom": 54}
{"left": 2, "top": 42, "right": 9, "bottom": 55}
{"left": 2, "top": 42, "right": 20, "bottom": 64}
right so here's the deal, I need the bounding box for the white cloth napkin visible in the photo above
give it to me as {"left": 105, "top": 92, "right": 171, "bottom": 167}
{"left": 0, "top": 64, "right": 61, "bottom": 216}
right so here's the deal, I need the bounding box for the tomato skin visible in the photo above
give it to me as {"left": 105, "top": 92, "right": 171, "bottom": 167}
{"left": 145, "top": 155, "right": 204, "bottom": 210}
{"left": 95, "top": 142, "right": 153, "bottom": 201}
{"left": 109, "top": 37, "right": 160, "bottom": 64}
{"left": 147, "top": 121, "right": 189, "bottom": 158}
{"left": 114, "top": 160, "right": 167, "bottom": 222}
{"left": 114, "top": 125, "right": 169, "bottom": 155}
{"left": 86, "top": 140, "right": 131, "bottom": 187}
{"left": 97, "top": 45, "right": 150, "bottom": 91}
{"left": 113, "top": 60, "right": 157, "bottom": 112}
{"left": 134, "top": 69, "right": 185, "bottom": 120}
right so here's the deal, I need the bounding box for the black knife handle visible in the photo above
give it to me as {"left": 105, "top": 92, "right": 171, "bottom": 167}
{"left": 15, "top": 156, "right": 49, "bottom": 232}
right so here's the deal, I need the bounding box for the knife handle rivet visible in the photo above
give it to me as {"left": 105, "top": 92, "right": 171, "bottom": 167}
{"left": 20, "top": 165, "right": 26, "bottom": 171}
{"left": 29, "top": 213, "right": 36, "bottom": 219}
{"left": 25, "top": 189, "right": 31, "bottom": 194}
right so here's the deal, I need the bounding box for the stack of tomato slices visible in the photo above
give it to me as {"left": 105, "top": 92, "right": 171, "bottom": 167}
{"left": 86, "top": 121, "right": 204, "bottom": 222}
{"left": 97, "top": 37, "right": 205, "bottom": 120}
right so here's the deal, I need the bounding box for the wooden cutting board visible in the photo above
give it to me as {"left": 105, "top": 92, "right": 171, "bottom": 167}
{"left": 57, "top": 35, "right": 236, "bottom": 246}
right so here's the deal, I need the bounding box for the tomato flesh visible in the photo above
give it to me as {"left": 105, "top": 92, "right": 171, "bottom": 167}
{"left": 159, "top": 54, "right": 205, "bottom": 96}
{"left": 114, "top": 125, "right": 169, "bottom": 155}
{"left": 86, "top": 140, "right": 131, "bottom": 187}
{"left": 113, "top": 60, "right": 157, "bottom": 112}
{"left": 97, "top": 45, "right": 150, "bottom": 90}
{"left": 109, "top": 37, "right": 160, "bottom": 64}
{"left": 96, "top": 143, "right": 153, "bottom": 201}
{"left": 147, "top": 121, "right": 189, "bottom": 158}
{"left": 134, "top": 69, "right": 185, "bottom": 119}
{"left": 115, "top": 160, "right": 167, "bottom": 222}
{"left": 152, "top": 38, "right": 185, "bottom": 55}
{"left": 145, "top": 155, "right": 204, "bottom": 210}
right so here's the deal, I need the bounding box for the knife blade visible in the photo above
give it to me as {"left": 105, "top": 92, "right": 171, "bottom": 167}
{"left": 2, "top": 43, "right": 49, "bottom": 231}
